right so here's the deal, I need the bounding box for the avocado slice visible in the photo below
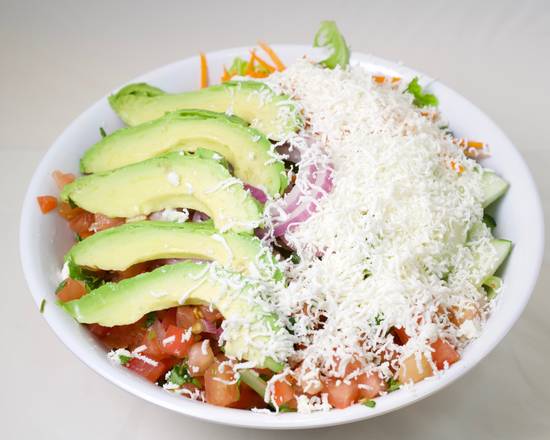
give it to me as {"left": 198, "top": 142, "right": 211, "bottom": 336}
{"left": 80, "top": 110, "right": 287, "bottom": 196}
{"left": 60, "top": 261, "right": 291, "bottom": 367}
{"left": 108, "top": 81, "right": 301, "bottom": 141}
{"left": 66, "top": 220, "right": 280, "bottom": 279}
{"left": 61, "top": 153, "right": 261, "bottom": 233}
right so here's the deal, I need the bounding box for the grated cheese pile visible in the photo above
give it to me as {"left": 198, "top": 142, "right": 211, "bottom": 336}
{"left": 258, "top": 60, "right": 499, "bottom": 411}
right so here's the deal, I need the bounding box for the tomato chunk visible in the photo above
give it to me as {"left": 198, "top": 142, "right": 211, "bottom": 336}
{"left": 324, "top": 377, "right": 359, "bottom": 409}
{"left": 56, "top": 278, "right": 87, "bottom": 302}
{"left": 273, "top": 379, "right": 295, "bottom": 406}
{"left": 37, "top": 196, "right": 57, "bottom": 214}
{"left": 52, "top": 170, "right": 75, "bottom": 190}
{"left": 204, "top": 361, "right": 240, "bottom": 407}
{"left": 229, "top": 382, "right": 268, "bottom": 409}
{"left": 431, "top": 338, "right": 460, "bottom": 370}
{"left": 96, "top": 320, "right": 147, "bottom": 350}
{"left": 57, "top": 202, "right": 85, "bottom": 221}
{"left": 90, "top": 213, "right": 125, "bottom": 232}
{"left": 126, "top": 356, "right": 169, "bottom": 383}
{"left": 68, "top": 211, "right": 95, "bottom": 236}
{"left": 393, "top": 327, "right": 409, "bottom": 344}
{"left": 357, "top": 372, "right": 387, "bottom": 399}
{"left": 115, "top": 262, "right": 150, "bottom": 281}
{"left": 162, "top": 325, "right": 194, "bottom": 358}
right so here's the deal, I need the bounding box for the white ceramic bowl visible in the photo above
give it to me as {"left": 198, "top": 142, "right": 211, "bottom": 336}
{"left": 20, "top": 45, "right": 544, "bottom": 429}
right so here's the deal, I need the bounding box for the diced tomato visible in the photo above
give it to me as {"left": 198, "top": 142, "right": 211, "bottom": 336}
{"left": 398, "top": 354, "right": 433, "bottom": 384}
{"left": 157, "top": 308, "right": 177, "bottom": 329}
{"left": 115, "top": 262, "right": 150, "bottom": 281}
{"left": 97, "top": 320, "right": 146, "bottom": 350}
{"left": 188, "top": 340, "right": 215, "bottom": 376}
{"left": 176, "top": 305, "right": 199, "bottom": 329}
{"left": 68, "top": 211, "right": 95, "bottom": 236}
{"left": 162, "top": 325, "right": 194, "bottom": 357}
{"left": 56, "top": 278, "right": 87, "bottom": 302}
{"left": 273, "top": 379, "right": 294, "bottom": 406}
{"left": 87, "top": 323, "right": 110, "bottom": 337}
{"left": 323, "top": 377, "right": 359, "bottom": 409}
{"left": 431, "top": 338, "right": 460, "bottom": 370}
{"left": 90, "top": 213, "right": 125, "bottom": 232}
{"left": 52, "top": 170, "right": 75, "bottom": 190}
{"left": 393, "top": 327, "right": 409, "bottom": 344}
{"left": 57, "top": 202, "right": 85, "bottom": 221}
{"left": 37, "top": 196, "right": 57, "bottom": 214}
{"left": 204, "top": 361, "right": 240, "bottom": 407}
{"left": 126, "top": 356, "right": 169, "bottom": 383}
{"left": 229, "top": 382, "right": 268, "bottom": 409}
{"left": 357, "top": 372, "right": 387, "bottom": 399}
{"left": 141, "top": 321, "right": 169, "bottom": 359}
{"left": 199, "top": 305, "right": 222, "bottom": 322}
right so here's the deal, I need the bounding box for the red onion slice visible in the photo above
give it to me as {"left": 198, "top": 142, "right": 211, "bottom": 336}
{"left": 244, "top": 184, "right": 268, "bottom": 204}
{"left": 191, "top": 211, "right": 210, "bottom": 222}
{"left": 271, "top": 164, "right": 334, "bottom": 237}
{"left": 200, "top": 319, "right": 218, "bottom": 335}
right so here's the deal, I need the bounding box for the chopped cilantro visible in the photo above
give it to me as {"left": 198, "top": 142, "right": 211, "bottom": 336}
{"left": 387, "top": 378, "right": 401, "bottom": 393}
{"left": 483, "top": 213, "right": 496, "bottom": 229}
{"left": 278, "top": 404, "right": 297, "bottom": 413}
{"left": 67, "top": 259, "right": 105, "bottom": 291}
{"left": 119, "top": 354, "right": 132, "bottom": 365}
{"left": 168, "top": 363, "right": 201, "bottom": 387}
{"left": 362, "top": 399, "right": 376, "bottom": 408}
{"left": 363, "top": 268, "right": 371, "bottom": 279}
{"left": 406, "top": 77, "right": 439, "bottom": 108}
{"left": 290, "top": 253, "right": 301, "bottom": 264}
{"left": 145, "top": 312, "right": 157, "bottom": 328}
{"left": 374, "top": 313, "right": 384, "bottom": 325}
{"left": 39, "top": 298, "right": 46, "bottom": 313}
{"left": 99, "top": 127, "right": 107, "bottom": 138}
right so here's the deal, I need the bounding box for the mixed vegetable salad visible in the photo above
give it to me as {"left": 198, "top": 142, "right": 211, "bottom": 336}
{"left": 37, "top": 21, "right": 511, "bottom": 412}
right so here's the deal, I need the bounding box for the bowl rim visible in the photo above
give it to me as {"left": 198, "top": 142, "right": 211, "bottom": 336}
{"left": 19, "top": 44, "right": 545, "bottom": 429}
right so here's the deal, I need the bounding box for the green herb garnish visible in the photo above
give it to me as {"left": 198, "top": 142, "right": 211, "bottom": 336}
{"left": 228, "top": 57, "right": 248, "bottom": 76}
{"left": 39, "top": 298, "right": 46, "bottom": 313}
{"left": 290, "top": 253, "right": 301, "bottom": 264}
{"left": 278, "top": 405, "right": 297, "bottom": 413}
{"left": 482, "top": 213, "right": 496, "bottom": 229}
{"left": 406, "top": 77, "right": 439, "bottom": 108}
{"left": 387, "top": 378, "right": 401, "bottom": 393}
{"left": 145, "top": 311, "right": 157, "bottom": 328}
{"left": 313, "top": 21, "right": 350, "bottom": 69}
{"left": 99, "top": 127, "right": 107, "bottom": 138}
{"left": 374, "top": 313, "right": 384, "bottom": 325}
{"left": 362, "top": 399, "right": 376, "bottom": 408}
{"left": 168, "top": 363, "right": 202, "bottom": 387}
{"left": 67, "top": 259, "right": 105, "bottom": 291}
{"left": 119, "top": 354, "right": 132, "bottom": 365}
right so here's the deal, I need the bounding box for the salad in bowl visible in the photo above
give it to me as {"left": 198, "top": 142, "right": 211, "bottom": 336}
{"left": 31, "top": 22, "right": 515, "bottom": 416}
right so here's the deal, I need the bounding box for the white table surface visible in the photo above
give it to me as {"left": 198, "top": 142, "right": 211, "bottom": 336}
{"left": 2, "top": 0, "right": 549, "bottom": 438}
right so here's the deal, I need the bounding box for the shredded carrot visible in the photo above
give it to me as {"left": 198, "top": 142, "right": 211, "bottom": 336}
{"left": 258, "top": 41, "right": 285, "bottom": 71}
{"left": 246, "top": 70, "right": 270, "bottom": 78}
{"left": 245, "top": 51, "right": 256, "bottom": 75}
{"left": 449, "top": 160, "right": 465, "bottom": 174}
{"left": 221, "top": 66, "right": 231, "bottom": 83}
{"left": 200, "top": 52, "right": 209, "bottom": 88}
{"left": 372, "top": 75, "right": 401, "bottom": 84}
{"left": 250, "top": 50, "right": 275, "bottom": 73}
{"left": 467, "top": 140, "right": 484, "bottom": 149}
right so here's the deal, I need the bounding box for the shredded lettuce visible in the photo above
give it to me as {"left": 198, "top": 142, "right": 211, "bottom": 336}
{"left": 313, "top": 21, "right": 350, "bottom": 69}
{"left": 406, "top": 77, "right": 439, "bottom": 107}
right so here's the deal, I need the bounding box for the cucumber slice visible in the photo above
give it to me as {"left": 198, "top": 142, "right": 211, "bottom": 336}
{"left": 485, "top": 239, "right": 512, "bottom": 280}
{"left": 482, "top": 171, "right": 509, "bottom": 208}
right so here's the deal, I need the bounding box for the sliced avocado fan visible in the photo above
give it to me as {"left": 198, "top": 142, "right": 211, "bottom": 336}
{"left": 61, "top": 153, "right": 261, "bottom": 234}
{"left": 80, "top": 109, "right": 287, "bottom": 196}
{"left": 60, "top": 261, "right": 291, "bottom": 369}
{"left": 66, "top": 220, "right": 281, "bottom": 279}
{"left": 108, "top": 81, "right": 301, "bottom": 141}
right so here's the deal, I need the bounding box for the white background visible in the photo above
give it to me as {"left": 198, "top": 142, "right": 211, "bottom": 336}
{"left": 2, "top": 0, "right": 549, "bottom": 438}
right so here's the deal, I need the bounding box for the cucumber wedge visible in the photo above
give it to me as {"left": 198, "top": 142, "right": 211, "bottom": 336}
{"left": 484, "top": 238, "right": 512, "bottom": 281}
{"left": 482, "top": 171, "right": 509, "bottom": 208}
